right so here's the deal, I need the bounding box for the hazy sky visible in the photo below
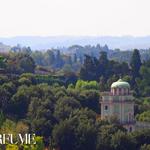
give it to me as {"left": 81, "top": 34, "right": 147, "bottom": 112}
{"left": 0, "top": 0, "right": 150, "bottom": 37}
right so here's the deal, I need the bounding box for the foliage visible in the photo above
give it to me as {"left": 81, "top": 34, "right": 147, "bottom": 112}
{"left": 140, "top": 144, "right": 150, "bottom": 150}
{"left": 131, "top": 129, "right": 150, "bottom": 150}
{"left": 54, "top": 96, "right": 81, "bottom": 121}
{"left": 75, "top": 80, "right": 99, "bottom": 90}
{"left": 6, "top": 145, "right": 18, "bottom": 150}
{"left": 0, "top": 55, "right": 6, "bottom": 68}
{"left": 0, "top": 48, "right": 150, "bottom": 150}
{"left": 80, "top": 52, "right": 130, "bottom": 88}
{"left": 130, "top": 49, "right": 142, "bottom": 79}
{"left": 111, "top": 131, "right": 136, "bottom": 150}
{"left": 6, "top": 136, "right": 44, "bottom": 150}
{"left": 52, "top": 108, "right": 97, "bottom": 150}
{"left": 136, "top": 111, "right": 150, "bottom": 122}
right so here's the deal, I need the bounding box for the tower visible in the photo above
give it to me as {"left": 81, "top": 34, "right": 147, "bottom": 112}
{"left": 100, "top": 79, "right": 135, "bottom": 132}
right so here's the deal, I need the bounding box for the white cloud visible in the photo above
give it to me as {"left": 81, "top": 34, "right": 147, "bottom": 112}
{"left": 0, "top": 0, "right": 149, "bottom": 37}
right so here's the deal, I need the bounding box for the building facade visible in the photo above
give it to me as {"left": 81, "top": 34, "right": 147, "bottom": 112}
{"left": 100, "top": 79, "right": 135, "bottom": 132}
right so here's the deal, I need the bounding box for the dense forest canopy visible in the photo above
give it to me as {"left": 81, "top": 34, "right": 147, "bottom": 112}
{"left": 0, "top": 45, "right": 150, "bottom": 150}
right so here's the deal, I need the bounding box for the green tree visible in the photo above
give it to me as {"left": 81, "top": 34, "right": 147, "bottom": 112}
{"left": 136, "top": 111, "right": 150, "bottom": 122}
{"left": 0, "top": 82, "right": 16, "bottom": 114}
{"left": 80, "top": 55, "right": 96, "bottom": 80}
{"left": 11, "top": 85, "right": 30, "bottom": 118}
{"left": 131, "top": 129, "right": 150, "bottom": 150}
{"left": 130, "top": 49, "right": 142, "bottom": 79}
{"left": 19, "top": 54, "right": 36, "bottom": 73}
{"left": 136, "top": 65, "right": 150, "bottom": 96}
{"left": 55, "top": 50, "right": 64, "bottom": 68}
{"left": 6, "top": 145, "right": 18, "bottom": 150}
{"left": 79, "top": 90, "right": 100, "bottom": 113}
{"left": 54, "top": 96, "right": 81, "bottom": 121}
{"left": 52, "top": 108, "right": 97, "bottom": 150}
{"left": 73, "top": 53, "right": 77, "bottom": 63}
{"left": 0, "top": 55, "right": 6, "bottom": 68}
{"left": 75, "top": 80, "right": 99, "bottom": 90}
{"left": 140, "top": 144, "right": 150, "bottom": 150}
{"left": 99, "top": 51, "right": 108, "bottom": 66}
{"left": 111, "top": 131, "right": 136, "bottom": 150}
{"left": 44, "top": 50, "right": 55, "bottom": 66}
{"left": 96, "top": 124, "right": 126, "bottom": 150}
{"left": 0, "top": 111, "right": 5, "bottom": 127}
{"left": 31, "top": 51, "right": 44, "bottom": 66}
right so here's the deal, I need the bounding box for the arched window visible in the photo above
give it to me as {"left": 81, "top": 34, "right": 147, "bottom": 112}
{"left": 104, "top": 105, "right": 108, "bottom": 111}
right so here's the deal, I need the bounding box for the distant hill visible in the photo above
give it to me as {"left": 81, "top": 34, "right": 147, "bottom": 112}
{"left": 0, "top": 42, "right": 11, "bottom": 53}
{"left": 0, "top": 36, "right": 150, "bottom": 50}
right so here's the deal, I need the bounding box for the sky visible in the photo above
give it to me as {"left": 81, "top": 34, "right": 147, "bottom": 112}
{"left": 0, "top": 0, "right": 150, "bottom": 37}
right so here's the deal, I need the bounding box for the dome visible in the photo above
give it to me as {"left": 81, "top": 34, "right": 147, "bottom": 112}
{"left": 111, "top": 79, "right": 130, "bottom": 89}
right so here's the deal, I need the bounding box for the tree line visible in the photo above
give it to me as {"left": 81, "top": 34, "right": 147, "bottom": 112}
{"left": 0, "top": 48, "right": 150, "bottom": 149}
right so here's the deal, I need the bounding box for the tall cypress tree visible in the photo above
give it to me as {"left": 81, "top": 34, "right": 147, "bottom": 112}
{"left": 98, "top": 51, "right": 109, "bottom": 79}
{"left": 130, "top": 49, "right": 142, "bottom": 96}
{"left": 73, "top": 53, "right": 77, "bottom": 63}
{"left": 130, "top": 49, "right": 142, "bottom": 79}
{"left": 80, "top": 55, "right": 96, "bottom": 80}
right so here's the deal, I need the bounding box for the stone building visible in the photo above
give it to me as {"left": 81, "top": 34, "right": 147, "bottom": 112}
{"left": 100, "top": 79, "right": 135, "bottom": 132}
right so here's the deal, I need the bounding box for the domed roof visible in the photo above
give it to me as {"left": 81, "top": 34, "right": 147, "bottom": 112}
{"left": 111, "top": 79, "right": 130, "bottom": 89}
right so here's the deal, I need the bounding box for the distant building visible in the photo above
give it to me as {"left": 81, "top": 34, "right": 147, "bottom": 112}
{"left": 100, "top": 79, "right": 135, "bottom": 132}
